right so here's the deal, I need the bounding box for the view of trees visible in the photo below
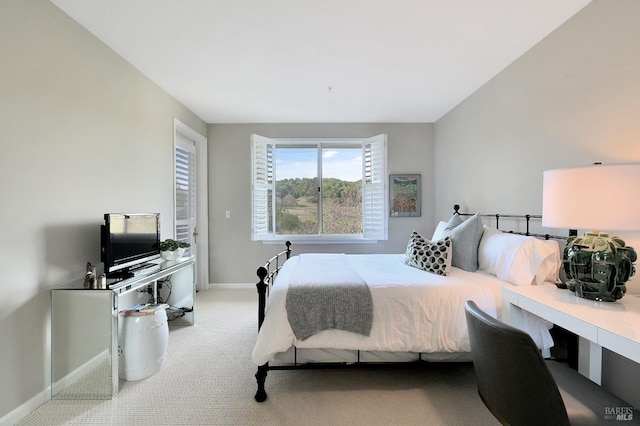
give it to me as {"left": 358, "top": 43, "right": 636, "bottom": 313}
{"left": 275, "top": 177, "right": 362, "bottom": 234}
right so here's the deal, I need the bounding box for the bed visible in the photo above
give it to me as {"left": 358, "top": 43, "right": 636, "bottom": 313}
{"left": 252, "top": 205, "right": 567, "bottom": 402}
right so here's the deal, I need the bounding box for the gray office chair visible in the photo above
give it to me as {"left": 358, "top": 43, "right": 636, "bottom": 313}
{"left": 464, "top": 300, "right": 639, "bottom": 425}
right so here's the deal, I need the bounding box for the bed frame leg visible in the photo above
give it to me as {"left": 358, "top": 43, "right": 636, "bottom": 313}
{"left": 255, "top": 364, "right": 268, "bottom": 402}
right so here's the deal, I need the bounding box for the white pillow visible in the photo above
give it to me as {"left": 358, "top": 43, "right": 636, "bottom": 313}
{"left": 536, "top": 240, "right": 562, "bottom": 284}
{"left": 431, "top": 221, "right": 448, "bottom": 241}
{"left": 478, "top": 226, "right": 556, "bottom": 286}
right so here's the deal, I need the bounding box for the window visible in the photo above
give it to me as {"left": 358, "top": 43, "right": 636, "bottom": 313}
{"left": 174, "top": 132, "right": 196, "bottom": 256}
{"left": 251, "top": 134, "right": 387, "bottom": 242}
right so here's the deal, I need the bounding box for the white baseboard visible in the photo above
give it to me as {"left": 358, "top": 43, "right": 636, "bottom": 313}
{"left": 1, "top": 388, "right": 49, "bottom": 426}
{"left": 52, "top": 349, "right": 110, "bottom": 396}
{"left": 208, "top": 283, "right": 255, "bottom": 290}
{"left": 2, "top": 350, "right": 111, "bottom": 425}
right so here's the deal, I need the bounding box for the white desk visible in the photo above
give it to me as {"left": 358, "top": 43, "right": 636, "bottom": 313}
{"left": 502, "top": 285, "right": 640, "bottom": 385}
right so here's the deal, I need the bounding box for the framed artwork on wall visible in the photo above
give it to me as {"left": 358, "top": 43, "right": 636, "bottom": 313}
{"left": 390, "top": 174, "right": 421, "bottom": 217}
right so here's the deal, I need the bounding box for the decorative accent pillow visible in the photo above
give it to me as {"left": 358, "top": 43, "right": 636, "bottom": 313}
{"left": 405, "top": 232, "right": 452, "bottom": 275}
{"left": 478, "top": 226, "right": 558, "bottom": 285}
{"left": 431, "top": 221, "right": 448, "bottom": 241}
{"left": 441, "top": 213, "right": 484, "bottom": 272}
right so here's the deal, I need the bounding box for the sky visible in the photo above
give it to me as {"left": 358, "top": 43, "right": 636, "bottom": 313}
{"left": 275, "top": 147, "right": 362, "bottom": 182}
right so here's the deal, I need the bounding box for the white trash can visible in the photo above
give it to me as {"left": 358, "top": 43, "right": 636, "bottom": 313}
{"left": 118, "top": 305, "right": 169, "bottom": 381}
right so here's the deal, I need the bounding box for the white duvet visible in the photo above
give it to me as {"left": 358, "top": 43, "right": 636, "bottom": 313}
{"left": 252, "top": 254, "right": 511, "bottom": 365}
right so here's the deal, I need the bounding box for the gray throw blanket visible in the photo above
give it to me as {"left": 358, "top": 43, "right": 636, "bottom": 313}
{"left": 285, "top": 254, "right": 373, "bottom": 340}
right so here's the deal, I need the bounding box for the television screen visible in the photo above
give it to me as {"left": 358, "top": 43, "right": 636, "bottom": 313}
{"left": 101, "top": 213, "right": 160, "bottom": 277}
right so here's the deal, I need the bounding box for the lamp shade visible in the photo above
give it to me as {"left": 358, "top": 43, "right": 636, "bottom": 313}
{"left": 542, "top": 163, "right": 640, "bottom": 231}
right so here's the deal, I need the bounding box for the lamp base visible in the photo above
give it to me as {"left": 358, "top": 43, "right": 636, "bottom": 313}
{"left": 563, "top": 232, "right": 637, "bottom": 302}
{"left": 566, "top": 279, "right": 626, "bottom": 302}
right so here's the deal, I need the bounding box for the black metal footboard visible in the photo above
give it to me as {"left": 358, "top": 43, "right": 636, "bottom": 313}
{"left": 255, "top": 241, "right": 291, "bottom": 402}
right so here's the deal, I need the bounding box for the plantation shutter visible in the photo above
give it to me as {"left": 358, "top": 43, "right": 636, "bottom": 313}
{"left": 362, "top": 134, "right": 388, "bottom": 240}
{"left": 251, "top": 134, "right": 275, "bottom": 240}
{"left": 175, "top": 131, "right": 197, "bottom": 255}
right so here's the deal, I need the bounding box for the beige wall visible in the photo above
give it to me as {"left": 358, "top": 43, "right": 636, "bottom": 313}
{"left": 0, "top": 1, "right": 205, "bottom": 421}
{"left": 434, "top": 0, "right": 640, "bottom": 220}
{"left": 207, "top": 123, "right": 434, "bottom": 283}
{"left": 434, "top": 0, "right": 640, "bottom": 406}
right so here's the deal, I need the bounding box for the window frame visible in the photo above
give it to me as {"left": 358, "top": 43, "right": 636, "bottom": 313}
{"left": 251, "top": 134, "right": 388, "bottom": 243}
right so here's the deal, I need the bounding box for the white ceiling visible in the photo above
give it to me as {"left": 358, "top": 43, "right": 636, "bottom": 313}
{"left": 51, "top": 0, "right": 590, "bottom": 124}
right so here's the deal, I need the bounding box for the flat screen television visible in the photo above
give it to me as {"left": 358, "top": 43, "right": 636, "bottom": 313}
{"left": 101, "top": 213, "right": 160, "bottom": 278}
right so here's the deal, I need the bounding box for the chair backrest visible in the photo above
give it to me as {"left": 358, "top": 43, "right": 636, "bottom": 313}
{"left": 464, "top": 300, "right": 570, "bottom": 426}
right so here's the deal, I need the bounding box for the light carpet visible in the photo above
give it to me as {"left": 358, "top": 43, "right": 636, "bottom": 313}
{"left": 18, "top": 288, "right": 499, "bottom": 425}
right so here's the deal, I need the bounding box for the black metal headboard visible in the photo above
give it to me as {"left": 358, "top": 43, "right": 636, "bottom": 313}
{"left": 452, "top": 204, "right": 568, "bottom": 241}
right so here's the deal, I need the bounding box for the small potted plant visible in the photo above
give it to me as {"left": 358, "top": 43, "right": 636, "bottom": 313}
{"left": 159, "top": 239, "right": 191, "bottom": 260}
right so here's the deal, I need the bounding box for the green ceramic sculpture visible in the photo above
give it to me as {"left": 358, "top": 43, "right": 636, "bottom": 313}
{"left": 564, "top": 232, "right": 637, "bottom": 302}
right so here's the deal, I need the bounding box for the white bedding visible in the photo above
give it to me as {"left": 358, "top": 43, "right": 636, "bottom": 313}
{"left": 252, "top": 253, "right": 513, "bottom": 365}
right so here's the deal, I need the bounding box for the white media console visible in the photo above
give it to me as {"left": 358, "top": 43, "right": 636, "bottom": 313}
{"left": 51, "top": 256, "right": 195, "bottom": 399}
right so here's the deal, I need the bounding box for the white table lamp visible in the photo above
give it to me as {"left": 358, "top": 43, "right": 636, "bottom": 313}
{"left": 542, "top": 163, "right": 640, "bottom": 301}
